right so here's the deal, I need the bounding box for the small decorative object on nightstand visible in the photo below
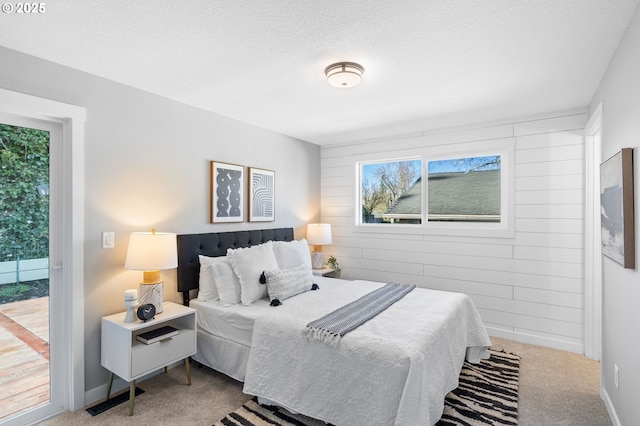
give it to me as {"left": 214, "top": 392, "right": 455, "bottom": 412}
{"left": 123, "top": 289, "right": 137, "bottom": 323}
{"left": 101, "top": 302, "right": 196, "bottom": 416}
{"left": 136, "top": 303, "right": 156, "bottom": 322}
{"left": 327, "top": 255, "right": 341, "bottom": 275}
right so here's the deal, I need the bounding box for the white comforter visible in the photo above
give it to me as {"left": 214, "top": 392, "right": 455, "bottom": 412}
{"left": 242, "top": 277, "right": 491, "bottom": 426}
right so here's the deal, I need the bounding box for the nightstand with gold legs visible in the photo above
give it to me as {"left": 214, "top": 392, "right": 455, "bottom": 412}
{"left": 101, "top": 302, "right": 197, "bottom": 415}
{"left": 105, "top": 357, "right": 192, "bottom": 415}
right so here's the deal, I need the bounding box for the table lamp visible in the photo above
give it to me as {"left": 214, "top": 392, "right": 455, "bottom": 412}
{"left": 306, "top": 223, "right": 332, "bottom": 269}
{"left": 124, "top": 229, "right": 177, "bottom": 314}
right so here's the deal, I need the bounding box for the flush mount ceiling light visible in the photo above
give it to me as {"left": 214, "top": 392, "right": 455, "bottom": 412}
{"left": 324, "top": 62, "right": 364, "bottom": 88}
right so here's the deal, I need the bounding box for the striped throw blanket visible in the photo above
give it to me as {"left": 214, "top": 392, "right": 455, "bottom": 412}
{"left": 303, "top": 282, "right": 415, "bottom": 346}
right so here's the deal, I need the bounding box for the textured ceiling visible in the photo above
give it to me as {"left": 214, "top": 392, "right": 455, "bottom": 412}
{"left": 1, "top": 0, "right": 638, "bottom": 145}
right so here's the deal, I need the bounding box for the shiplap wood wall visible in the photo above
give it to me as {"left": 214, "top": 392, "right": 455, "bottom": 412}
{"left": 320, "top": 111, "right": 587, "bottom": 353}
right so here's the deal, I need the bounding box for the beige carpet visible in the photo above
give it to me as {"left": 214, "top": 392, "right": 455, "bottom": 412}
{"left": 491, "top": 337, "right": 611, "bottom": 426}
{"left": 39, "top": 337, "right": 611, "bottom": 426}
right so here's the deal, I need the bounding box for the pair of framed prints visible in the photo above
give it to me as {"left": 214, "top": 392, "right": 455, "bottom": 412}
{"left": 209, "top": 161, "right": 275, "bottom": 223}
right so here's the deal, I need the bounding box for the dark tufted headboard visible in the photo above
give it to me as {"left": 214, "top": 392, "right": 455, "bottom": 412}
{"left": 177, "top": 227, "right": 294, "bottom": 305}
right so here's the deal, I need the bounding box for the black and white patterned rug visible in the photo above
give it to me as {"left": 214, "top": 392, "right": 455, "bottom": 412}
{"left": 213, "top": 349, "right": 520, "bottom": 426}
{"left": 437, "top": 350, "right": 520, "bottom": 425}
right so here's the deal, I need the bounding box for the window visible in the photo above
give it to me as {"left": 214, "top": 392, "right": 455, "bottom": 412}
{"left": 356, "top": 141, "right": 514, "bottom": 237}
{"left": 360, "top": 159, "right": 422, "bottom": 224}
{"left": 427, "top": 155, "right": 501, "bottom": 222}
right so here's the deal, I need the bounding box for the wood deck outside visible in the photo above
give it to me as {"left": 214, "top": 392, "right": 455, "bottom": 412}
{"left": 0, "top": 297, "right": 50, "bottom": 421}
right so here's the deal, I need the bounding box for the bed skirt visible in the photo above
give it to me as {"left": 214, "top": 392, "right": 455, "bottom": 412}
{"left": 192, "top": 330, "right": 250, "bottom": 382}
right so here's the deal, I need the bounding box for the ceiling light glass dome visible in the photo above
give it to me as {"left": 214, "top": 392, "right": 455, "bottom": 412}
{"left": 324, "top": 62, "right": 365, "bottom": 88}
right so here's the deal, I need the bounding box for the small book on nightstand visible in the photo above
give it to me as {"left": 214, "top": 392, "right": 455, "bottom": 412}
{"left": 136, "top": 325, "right": 179, "bottom": 344}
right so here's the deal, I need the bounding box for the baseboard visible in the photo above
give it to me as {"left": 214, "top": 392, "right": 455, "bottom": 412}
{"left": 486, "top": 327, "right": 583, "bottom": 354}
{"left": 601, "top": 388, "right": 621, "bottom": 426}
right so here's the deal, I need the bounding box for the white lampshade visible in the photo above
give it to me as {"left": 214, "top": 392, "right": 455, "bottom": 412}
{"left": 306, "top": 223, "right": 332, "bottom": 246}
{"left": 125, "top": 231, "right": 178, "bottom": 273}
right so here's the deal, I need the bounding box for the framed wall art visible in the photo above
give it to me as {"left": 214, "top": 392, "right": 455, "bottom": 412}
{"left": 248, "top": 167, "right": 275, "bottom": 222}
{"left": 210, "top": 161, "right": 244, "bottom": 223}
{"left": 600, "top": 148, "right": 635, "bottom": 269}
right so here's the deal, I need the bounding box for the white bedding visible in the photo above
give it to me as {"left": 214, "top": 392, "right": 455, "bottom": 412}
{"left": 190, "top": 297, "right": 273, "bottom": 381}
{"left": 241, "top": 276, "right": 491, "bottom": 426}
{"left": 191, "top": 297, "right": 271, "bottom": 347}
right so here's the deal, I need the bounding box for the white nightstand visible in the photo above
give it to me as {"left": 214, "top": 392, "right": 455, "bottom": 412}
{"left": 312, "top": 267, "right": 337, "bottom": 277}
{"left": 101, "top": 301, "right": 196, "bottom": 415}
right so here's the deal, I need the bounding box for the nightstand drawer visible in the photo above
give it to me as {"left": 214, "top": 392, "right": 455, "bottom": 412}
{"left": 131, "top": 329, "right": 196, "bottom": 378}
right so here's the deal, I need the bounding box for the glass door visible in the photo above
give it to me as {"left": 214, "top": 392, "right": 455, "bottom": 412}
{"left": 0, "top": 114, "right": 63, "bottom": 424}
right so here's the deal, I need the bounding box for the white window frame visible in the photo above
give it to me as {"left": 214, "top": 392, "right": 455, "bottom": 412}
{"left": 355, "top": 138, "right": 515, "bottom": 238}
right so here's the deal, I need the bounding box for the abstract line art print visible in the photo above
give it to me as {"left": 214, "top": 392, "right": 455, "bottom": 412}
{"left": 248, "top": 167, "right": 275, "bottom": 222}
{"left": 210, "top": 161, "right": 244, "bottom": 223}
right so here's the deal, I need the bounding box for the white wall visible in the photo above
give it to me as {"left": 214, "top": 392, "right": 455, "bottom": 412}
{"left": 0, "top": 46, "right": 321, "bottom": 397}
{"left": 321, "top": 111, "right": 587, "bottom": 353}
{"left": 589, "top": 4, "right": 640, "bottom": 425}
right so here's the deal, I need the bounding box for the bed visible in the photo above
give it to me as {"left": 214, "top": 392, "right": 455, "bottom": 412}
{"left": 177, "top": 227, "right": 492, "bottom": 426}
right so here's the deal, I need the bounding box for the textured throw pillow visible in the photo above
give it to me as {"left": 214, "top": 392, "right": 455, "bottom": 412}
{"left": 210, "top": 259, "right": 242, "bottom": 306}
{"left": 272, "top": 238, "right": 312, "bottom": 270}
{"left": 198, "top": 255, "right": 225, "bottom": 302}
{"left": 264, "top": 263, "right": 315, "bottom": 305}
{"left": 227, "top": 241, "right": 279, "bottom": 305}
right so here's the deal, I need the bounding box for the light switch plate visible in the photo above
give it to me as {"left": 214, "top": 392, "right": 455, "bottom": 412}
{"left": 102, "top": 232, "right": 115, "bottom": 249}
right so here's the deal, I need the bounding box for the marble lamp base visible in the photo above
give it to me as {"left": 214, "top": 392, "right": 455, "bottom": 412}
{"left": 311, "top": 251, "right": 325, "bottom": 269}
{"left": 139, "top": 282, "right": 163, "bottom": 314}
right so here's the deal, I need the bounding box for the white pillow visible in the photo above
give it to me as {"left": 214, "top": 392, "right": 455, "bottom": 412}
{"left": 264, "top": 263, "right": 314, "bottom": 305}
{"left": 227, "top": 241, "right": 279, "bottom": 305}
{"left": 198, "top": 255, "right": 225, "bottom": 302}
{"left": 210, "top": 259, "right": 242, "bottom": 306}
{"left": 272, "top": 238, "right": 312, "bottom": 270}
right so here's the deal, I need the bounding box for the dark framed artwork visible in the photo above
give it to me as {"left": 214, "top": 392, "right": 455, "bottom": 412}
{"left": 210, "top": 161, "right": 244, "bottom": 223}
{"left": 600, "top": 148, "right": 635, "bottom": 269}
{"left": 248, "top": 167, "right": 275, "bottom": 222}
